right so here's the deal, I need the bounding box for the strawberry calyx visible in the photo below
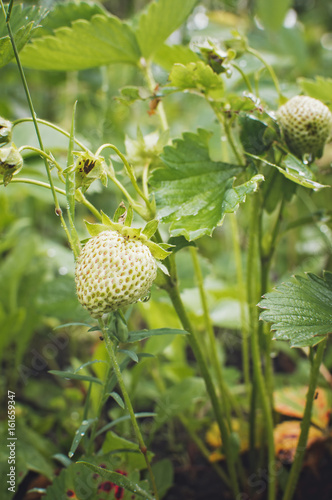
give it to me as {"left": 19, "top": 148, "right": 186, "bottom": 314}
{"left": 84, "top": 210, "right": 172, "bottom": 261}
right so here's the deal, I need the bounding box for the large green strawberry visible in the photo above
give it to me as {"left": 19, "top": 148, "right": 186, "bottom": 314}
{"left": 277, "top": 95, "right": 332, "bottom": 160}
{"left": 75, "top": 229, "right": 158, "bottom": 318}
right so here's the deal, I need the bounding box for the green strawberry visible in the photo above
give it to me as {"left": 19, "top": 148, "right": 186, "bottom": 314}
{"left": 277, "top": 95, "right": 332, "bottom": 160}
{"left": 75, "top": 229, "right": 157, "bottom": 317}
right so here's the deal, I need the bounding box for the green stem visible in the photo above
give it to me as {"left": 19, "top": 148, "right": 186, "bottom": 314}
{"left": 100, "top": 320, "right": 159, "bottom": 500}
{"left": 230, "top": 212, "right": 250, "bottom": 393}
{"left": 75, "top": 190, "right": 102, "bottom": 221}
{"left": 86, "top": 363, "right": 113, "bottom": 456}
{"left": 189, "top": 246, "right": 236, "bottom": 425}
{"left": 13, "top": 117, "right": 90, "bottom": 153}
{"left": 165, "top": 281, "right": 240, "bottom": 498}
{"left": 4, "top": 176, "right": 103, "bottom": 226}
{"left": 247, "top": 192, "right": 276, "bottom": 500}
{"left": 210, "top": 103, "right": 245, "bottom": 166}
{"left": 282, "top": 339, "right": 327, "bottom": 500}
{"left": 1, "top": 177, "right": 66, "bottom": 195}
{"left": 140, "top": 60, "right": 169, "bottom": 132}
{"left": 18, "top": 145, "right": 65, "bottom": 182}
{"left": 246, "top": 47, "right": 283, "bottom": 101}
{"left": 1, "top": 3, "right": 61, "bottom": 215}
{"left": 97, "top": 143, "right": 154, "bottom": 217}
{"left": 259, "top": 198, "right": 285, "bottom": 407}
{"left": 232, "top": 62, "right": 254, "bottom": 93}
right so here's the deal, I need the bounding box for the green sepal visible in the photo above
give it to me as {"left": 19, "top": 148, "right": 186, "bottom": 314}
{"left": 124, "top": 204, "right": 134, "bottom": 226}
{"left": 142, "top": 219, "right": 159, "bottom": 239}
{"left": 87, "top": 212, "right": 170, "bottom": 260}
{"left": 85, "top": 221, "right": 110, "bottom": 236}
{"left": 145, "top": 240, "right": 172, "bottom": 260}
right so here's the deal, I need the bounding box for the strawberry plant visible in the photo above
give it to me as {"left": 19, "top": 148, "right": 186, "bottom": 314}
{"left": 0, "top": 1, "right": 331, "bottom": 500}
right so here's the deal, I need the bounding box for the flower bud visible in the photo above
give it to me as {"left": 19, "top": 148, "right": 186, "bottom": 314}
{"left": 0, "top": 117, "right": 12, "bottom": 146}
{"left": 74, "top": 152, "right": 108, "bottom": 193}
{"left": 0, "top": 144, "right": 23, "bottom": 186}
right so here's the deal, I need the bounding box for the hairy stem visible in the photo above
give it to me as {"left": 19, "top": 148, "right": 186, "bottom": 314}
{"left": 282, "top": 339, "right": 327, "bottom": 500}
{"left": 99, "top": 320, "right": 159, "bottom": 500}
{"left": 165, "top": 280, "right": 240, "bottom": 498}
{"left": 247, "top": 192, "right": 276, "bottom": 500}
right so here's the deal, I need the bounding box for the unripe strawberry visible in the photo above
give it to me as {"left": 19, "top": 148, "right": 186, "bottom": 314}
{"left": 277, "top": 95, "right": 332, "bottom": 160}
{"left": 75, "top": 230, "right": 157, "bottom": 318}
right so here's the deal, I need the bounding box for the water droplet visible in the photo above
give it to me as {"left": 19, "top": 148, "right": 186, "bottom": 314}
{"left": 139, "top": 291, "right": 151, "bottom": 303}
{"left": 80, "top": 432, "right": 85, "bottom": 436}
{"left": 81, "top": 420, "right": 88, "bottom": 425}
{"left": 68, "top": 451, "right": 74, "bottom": 458}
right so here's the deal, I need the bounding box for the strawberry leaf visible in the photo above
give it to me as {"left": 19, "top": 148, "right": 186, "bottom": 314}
{"left": 0, "top": 5, "right": 43, "bottom": 68}
{"left": 246, "top": 152, "right": 327, "bottom": 190}
{"left": 135, "top": 0, "right": 197, "bottom": 60}
{"left": 259, "top": 272, "right": 332, "bottom": 347}
{"left": 150, "top": 129, "right": 263, "bottom": 240}
{"left": 20, "top": 14, "right": 141, "bottom": 70}
{"left": 168, "top": 61, "right": 224, "bottom": 100}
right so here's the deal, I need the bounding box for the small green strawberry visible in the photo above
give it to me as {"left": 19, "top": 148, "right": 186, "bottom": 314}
{"left": 75, "top": 213, "right": 170, "bottom": 318}
{"left": 277, "top": 95, "right": 332, "bottom": 160}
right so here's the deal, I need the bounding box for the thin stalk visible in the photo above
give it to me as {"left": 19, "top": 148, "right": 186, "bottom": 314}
{"left": 13, "top": 118, "right": 90, "bottom": 153}
{"left": 246, "top": 47, "right": 283, "bottom": 101}
{"left": 189, "top": 246, "right": 236, "bottom": 425}
{"left": 140, "top": 60, "right": 169, "bottom": 132}
{"left": 149, "top": 358, "right": 230, "bottom": 486}
{"left": 75, "top": 190, "right": 102, "bottom": 221}
{"left": 282, "top": 338, "right": 327, "bottom": 500}
{"left": 232, "top": 62, "right": 254, "bottom": 93}
{"left": 100, "top": 320, "right": 159, "bottom": 500}
{"left": 1, "top": 177, "right": 66, "bottom": 195}
{"left": 165, "top": 281, "right": 240, "bottom": 498}
{"left": 259, "top": 199, "right": 285, "bottom": 407}
{"left": 229, "top": 212, "right": 250, "bottom": 393}
{"left": 18, "top": 145, "right": 65, "bottom": 179}
{"left": 86, "top": 363, "right": 113, "bottom": 456}
{"left": 247, "top": 192, "right": 276, "bottom": 500}
{"left": 211, "top": 103, "right": 245, "bottom": 166}
{"left": 106, "top": 171, "right": 149, "bottom": 220}
{"left": 1, "top": 2, "right": 61, "bottom": 215}
{"left": 98, "top": 144, "right": 154, "bottom": 219}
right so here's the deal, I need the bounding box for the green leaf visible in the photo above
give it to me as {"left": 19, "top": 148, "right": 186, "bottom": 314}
{"left": 153, "top": 43, "right": 200, "bottom": 71}
{"left": 259, "top": 272, "right": 332, "bottom": 347}
{"left": 239, "top": 114, "right": 269, "bottom": 155}
{"left": 255, "top": 0, "right": 292, "bottom": 31}
{"left": 127, "top": 328, "right": 188, "bottom": 343}
{"left": 168, "top": 61, "right": 224, "bottom": 100}
{"left": 108, "top": 391, "right": 125, "bottom": 409}
{"left": 136, "top": 0, "right": 197, "bottom": 60}
{"left": 96, "top": 412, "right": 156, "bottom": 437}
{"left": 142, "top": 219, "right": 159, "bottom": 239}
{"left": 246, "top": 152, "right": 327, "bottom": 190}
{"left": 20, "top": 14, "right": 141, "bottom": 70}
{"left": 73, "top": 359, "right": 107, "bottom": 373}
{"left": 152, "top": 459, "right": 174, "bottom": 498}
{"left": 48, "top": 370, "right": 103, "bottom": 385}
{"left": 77, "top": 462, "right": 155, "bottom": 499}
{"left": 0, "top": 5, "right": 43, "bottom": 68}
{"left": 150, "top": 129, "right": 263, "bottom": 240}
{"left": 154, "top": 377, "right": 205, "bottom": 429}
{"left": 118, "top": 348, "right": 139, "bottom": 363}
{"left": 34, "top": 1, "right": 107, "bottom": 36}
{"left": 68, "top": 418, "right": 97, "bottom": 458}
{"left": 298, "top": 76, "right": 332, "bottom": 102}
